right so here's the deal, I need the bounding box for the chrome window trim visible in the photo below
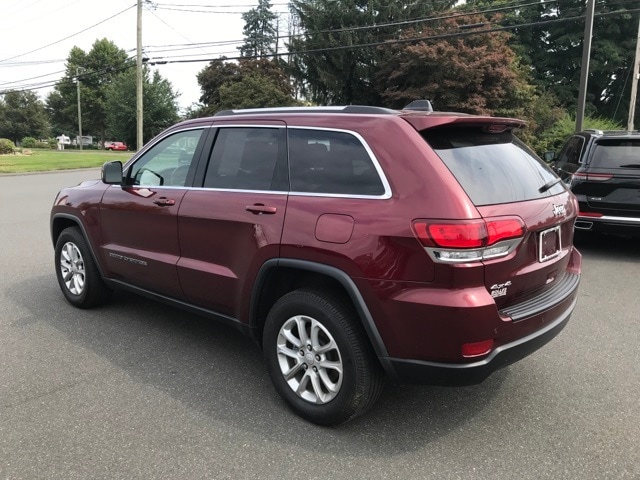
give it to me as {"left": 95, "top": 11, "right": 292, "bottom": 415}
{"left": 287, "top": 125, "right": 392, "bottom": 200}
{"left": 123, "top": 123, "right": 393, "bottom": 200}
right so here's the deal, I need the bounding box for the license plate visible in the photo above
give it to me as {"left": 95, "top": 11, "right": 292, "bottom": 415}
{"left": 538, "top": 226, "right": 561, "bottom": 262}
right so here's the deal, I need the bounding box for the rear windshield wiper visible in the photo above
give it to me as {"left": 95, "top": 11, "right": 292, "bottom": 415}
{"left": 539, "top": 177, "right": 563, "bottom": 193}
{"left": 619, "top": 164, "right": 640, "bottom": 168}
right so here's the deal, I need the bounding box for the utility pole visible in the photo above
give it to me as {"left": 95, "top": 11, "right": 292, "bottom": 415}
{"left": 136, "top": 0, "right": 143, "bottom": 151}
{"left": 628, "top": 17, "right": 640, "bottom": 131}
{"left": 76, "top": 67, "right": 83, "bottom": 151}
{"left": 575, "top": 0, "right": 595, "bottom": 132}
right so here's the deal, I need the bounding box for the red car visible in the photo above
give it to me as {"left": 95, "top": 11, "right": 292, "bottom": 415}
{"left": 50, "top": 104, "right": 581, "bottom": 425}
{"left": 106, "top": 141, "right": 127, "bottom": 151}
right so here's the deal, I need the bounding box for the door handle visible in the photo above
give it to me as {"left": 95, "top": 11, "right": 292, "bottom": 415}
{"left": 153, "top": 197, "right": 176, "bottom": 206}
{"left": 245, "top": 204, "right": 277, "bottom": 215}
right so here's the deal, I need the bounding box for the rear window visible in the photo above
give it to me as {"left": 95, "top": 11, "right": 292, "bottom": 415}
{"left": 422, "top": 127, "right": 564, "bottom": 206}
{"left": 590, "top": 139, "right": 640, "bottom": 169}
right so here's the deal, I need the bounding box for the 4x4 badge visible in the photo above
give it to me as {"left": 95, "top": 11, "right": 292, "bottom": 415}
{"left": 552, "top": 204, "right": 566, "bottom": 217}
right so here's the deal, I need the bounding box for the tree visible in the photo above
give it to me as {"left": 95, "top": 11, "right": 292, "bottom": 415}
{"left": 0, "top": 90, "right": 50, "bottom": 143}
{"left": 46, "top": 39, "right": 133, "bottom": 143}
{"left": 239, "top": 0, "right": 278, "bottom": 58}
{"left": 197, "top": 58, "right": 297, "bottom": 114}
{"left": 376, "top": 15, "right": 532, "bottom": 115}
{"left": 465, "top": 0, "right": 640, "bottom": 123}
{"left": 218, "top": 75, "right": 297, "bottom": 110}
{"left": 105, "top": 68, "right": 180, "bottom": 148}
{"left": 288, "top": 0, "right": 457, "bottom": 105}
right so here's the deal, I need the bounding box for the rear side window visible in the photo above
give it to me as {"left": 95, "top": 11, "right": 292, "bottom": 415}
{"left": 590, "top": 139, "right": 640, "bottom": 169}
{"left": 288, "top": 128, "right": 385, "bottom": 196}
{"left": 422, "top": 127, "right": 564, "bottom": 206}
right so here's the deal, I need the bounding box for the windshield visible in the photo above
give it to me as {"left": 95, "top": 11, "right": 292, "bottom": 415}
{"left": 422, "top": 127, "right": 565, "bottom": 206}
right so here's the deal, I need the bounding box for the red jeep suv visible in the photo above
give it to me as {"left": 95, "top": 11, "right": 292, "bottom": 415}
{"left": 50, "top": 105, "right": 581, "bottom": 425}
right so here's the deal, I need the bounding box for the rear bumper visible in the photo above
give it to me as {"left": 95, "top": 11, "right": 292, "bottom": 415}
{"left": 575, "top": 214, "right": 640, "bottom": 234}
{"left": 383, "top": 295, "right": 576, "bottom": 386}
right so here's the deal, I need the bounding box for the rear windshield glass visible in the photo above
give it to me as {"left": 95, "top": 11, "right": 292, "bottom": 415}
{"left": 422, "top": 127, "right": 564, "bottom": 206}
{"left": 590, "top": 139, "right": 640, "bottom": 169}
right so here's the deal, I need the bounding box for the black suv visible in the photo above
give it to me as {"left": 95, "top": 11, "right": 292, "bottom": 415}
{"left": 550, "top": 130, "right": 640, "bottom": 236}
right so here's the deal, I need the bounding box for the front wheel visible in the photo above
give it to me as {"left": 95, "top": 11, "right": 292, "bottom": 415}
{"left": 54, "top": 227, "right": 112, "bottom": 308}
{"left": 263, "top": 289, "right": 384, "bottom": 425}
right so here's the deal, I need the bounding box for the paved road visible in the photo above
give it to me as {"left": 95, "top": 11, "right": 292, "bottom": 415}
{"left": 1, "top": 170, "right": 638, "bottom": 479}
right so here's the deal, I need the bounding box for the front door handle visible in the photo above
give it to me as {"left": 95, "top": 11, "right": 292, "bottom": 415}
{"left": 153, "top": 197, "right": 176, "bottom": 206}
{"left": 246, "top": 204, "right": 277, "bottom": 215}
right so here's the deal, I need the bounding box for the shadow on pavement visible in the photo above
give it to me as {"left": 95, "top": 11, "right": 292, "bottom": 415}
{"left": 8, "top": 274, "right": 508, "bottom": 457}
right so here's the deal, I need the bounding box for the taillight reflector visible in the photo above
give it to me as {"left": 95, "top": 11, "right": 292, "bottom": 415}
{"left": 579, "top": 211, "right": 603, "bottom": 218}
{"left": 462, "top": 339, "right": 494, "bottom": 358}
{"left": 572, "top": 172, "right": 613, "bottom": 181}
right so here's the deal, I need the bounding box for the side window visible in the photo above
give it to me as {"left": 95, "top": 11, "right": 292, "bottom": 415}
{"left": 127, "top": 129, "right": 204, "bottom": 187}
{"left": 557, "top": 137, "right": 584, "bottom": 165}
{"left": 204, "top": 127, "right": 281, "bottom": 190}
{"left": 288, "top": 129, "right": 385, "bottom": 196}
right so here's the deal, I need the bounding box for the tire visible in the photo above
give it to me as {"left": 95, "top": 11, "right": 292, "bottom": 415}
{"left": 54, "top": 227, "right": 112, "bottom": 308}
{"left": 263, "top": 289, "right": 384, "bottom": 425}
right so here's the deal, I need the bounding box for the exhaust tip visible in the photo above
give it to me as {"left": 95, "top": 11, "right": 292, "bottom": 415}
{"left": 574, "top": 220, "right": 594, "bottom": 231}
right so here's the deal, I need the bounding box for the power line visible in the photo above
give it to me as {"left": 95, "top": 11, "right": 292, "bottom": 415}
{"left": 0, "top": 3, "right": 137, "bottom": 64}
{"left": 3, "top": 2, "right": 639, "bottom": 94}
{"left": 145, "top": 7, "right": 640, "bottom": 65}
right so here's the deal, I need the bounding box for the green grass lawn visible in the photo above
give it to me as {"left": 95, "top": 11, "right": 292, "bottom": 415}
{"left": 0, "top": 149, "right": 133, "bottom": 174}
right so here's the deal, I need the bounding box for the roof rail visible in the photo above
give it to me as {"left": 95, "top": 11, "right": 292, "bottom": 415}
{"left": 214, "top": 105, "right": 397, "bottom": 116}
{"left": 582, "top": 129, "right": 604, "bottom": 135}
{"left": 601, "top": 129, "right": 640, "bottom": 135}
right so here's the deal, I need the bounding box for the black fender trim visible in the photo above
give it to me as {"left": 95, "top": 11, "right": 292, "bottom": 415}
{"left": 51, "top": 212, "right": 106, "bottom": 278}
{"left": 250, "top": 258, "right": 389, "bottom": 359}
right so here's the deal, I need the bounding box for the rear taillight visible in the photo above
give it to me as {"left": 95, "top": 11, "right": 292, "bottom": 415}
{"left": 412, "top": 217, "right": 525, "bottom": 263}
{"left": 572, "top": 172, "right": 613, "bottom": 182}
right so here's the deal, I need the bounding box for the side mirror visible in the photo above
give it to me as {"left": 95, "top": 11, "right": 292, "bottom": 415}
{"left": 102, "top": 161, "right": 123, "bottom": 185}
{"left": 543, "top": 151, "right": 555, "bottom": 163}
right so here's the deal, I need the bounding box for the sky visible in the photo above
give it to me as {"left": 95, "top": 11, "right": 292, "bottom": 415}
{"left": 0, "top": 0, "right": 291, "bottom": 111}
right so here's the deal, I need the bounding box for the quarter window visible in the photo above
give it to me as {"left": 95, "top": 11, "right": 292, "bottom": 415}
{"left": 127, "top": 129, "right": 204, "bottom": 187}
{"left": 288, "top": 129, "right": 385, "bottom": 196}
{"left": 204, "top": 128, "right": 282, "bottom": 190}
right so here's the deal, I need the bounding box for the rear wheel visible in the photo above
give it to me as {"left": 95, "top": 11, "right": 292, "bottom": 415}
{"left": 54, "top": 227, "right": 112, "bottom": 308}
{"left": 263, "top": 289, "right": 384, "bottom": 425}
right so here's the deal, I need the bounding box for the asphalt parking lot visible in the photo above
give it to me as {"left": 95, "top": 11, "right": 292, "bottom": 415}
{"left": 1, "top": 169, "right": 638, "bottom": 479}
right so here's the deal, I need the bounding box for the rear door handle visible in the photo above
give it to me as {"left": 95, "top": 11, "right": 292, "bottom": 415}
{"left": 245, "top": 204, "right": 277, "bottom": 215}
{"left": 153, "top": 197, "right": 176, "bottom": 206}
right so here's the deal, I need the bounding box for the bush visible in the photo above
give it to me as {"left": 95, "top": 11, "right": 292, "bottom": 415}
{"left": 537, "top": 113, "right": 622, "bottom": 156}
{"left": 47, "top": 138, "right": 58, "bottom": 149}
{"left": 22, "top": 137, "right": 38, "bottom": 148}
{"left": 0, "top": 138, "right": 16, "bottom": 154}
